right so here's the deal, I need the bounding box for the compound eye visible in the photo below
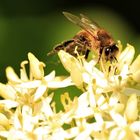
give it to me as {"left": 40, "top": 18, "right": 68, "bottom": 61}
{"left": 112, "top": 44, "right": 119, "bottom": 52}
{"left": 105, "top": 48, "right": 110, "bottom": 56}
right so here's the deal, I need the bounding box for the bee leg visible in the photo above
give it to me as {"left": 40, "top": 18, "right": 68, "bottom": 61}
{"left": 114, "top": 57, "right": 118, "bottom": 62}
{"left": 108, "top": 66, "right": 111, "bottom": 72}
{"left": 47, "top": 49, "right": 56, "bottom": 56}
{"left": 47, "top": 44, "right": 65, "bottom": 56}
{"left": 113, "top": 57, "right": 118, "bottom": 74}
{"left": 63, "top": 39, "right": 74, "bottom": 46}
{"left": 109, "top": 57, "right": 118, "bottom": 74}
{"left": 97, "top": 47, "right": 103, "bottom": 63}
{"left": 110, "top": 56, "right": 118, "bottom": 64}
{"left": 85, "top": 49, "right": 90, "bottom": 59}
{"left": 47, "top": 39, "right": 74, "bottom": 56}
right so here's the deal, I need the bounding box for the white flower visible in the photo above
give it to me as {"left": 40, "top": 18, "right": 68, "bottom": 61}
{"left": 0, "top": 42, "right": 140, "bottom": 139}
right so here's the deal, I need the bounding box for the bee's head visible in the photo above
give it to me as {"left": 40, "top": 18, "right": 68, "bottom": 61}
{"left": 104, "top": 44, "right": 119, "bottom": 62}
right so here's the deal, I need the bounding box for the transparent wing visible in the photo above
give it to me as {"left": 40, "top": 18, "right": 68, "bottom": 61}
{"left": 80, "top": 14, "right": 100, "bottom": 29}
{"left": 63, "top": 12, "right": 100, "bottom": 35}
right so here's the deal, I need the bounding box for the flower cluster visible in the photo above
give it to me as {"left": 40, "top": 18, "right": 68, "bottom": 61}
{"left": 0, "top": 42, "right": 139, "bottom": 140}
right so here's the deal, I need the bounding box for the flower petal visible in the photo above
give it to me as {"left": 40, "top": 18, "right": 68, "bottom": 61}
{"left": 0, "top": 83, "right": 16, "bottom": 100}
{"left": 132, "top": 70, "right": 140, "bottom": 83}
{"left": 6, "top": 67, "right": 21, "bottom": 83}
{"left": 130, "top": 55, "right": 140, "bottom": 73}
{"left": 28, "top": 52, "right": 45, "bottom": 80}
{"left": 58, "top": 50, "right": 80, "bottom": 73}
{"left": 110, "top": 110, "right": 127, "bottom": 127}
{"left": 118, "top": 44, "right": 135, "bottom": 70}
{"left": 48, "top": 77, "right": 74, "bottom": 88}
{"left": 33, "top": 85, "right": 47, "bottom": 101}
{"left": 0, "top": 100, "right": 19, "bottom": 109}
{"left": 125, "top": 94, "right": 138, "bottom": 122}
{"left": 123, "top": 88, "right": 140, "bottom": 96}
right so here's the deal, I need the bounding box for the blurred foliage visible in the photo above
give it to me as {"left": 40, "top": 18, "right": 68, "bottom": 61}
{"left": 0, "top": 5, "right": 140, "bottom": 111}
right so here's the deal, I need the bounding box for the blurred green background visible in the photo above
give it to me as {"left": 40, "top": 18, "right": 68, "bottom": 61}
{"left": 0, "top": 1, "right": 140, "bottom": 82}
{"left": 0, "top": 0, "right": 140, "bottom": 111}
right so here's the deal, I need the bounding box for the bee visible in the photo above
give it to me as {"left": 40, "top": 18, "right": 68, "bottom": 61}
{"left": 48, "top": 12, "right": 119, "bottom": 62}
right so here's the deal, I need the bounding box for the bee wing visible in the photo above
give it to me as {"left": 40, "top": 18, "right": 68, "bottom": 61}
{"left": 63, "top": 12, "right": 99, "bottom": 35}
{"left": 80, "top": 14, "right": 100, "bottom": 29}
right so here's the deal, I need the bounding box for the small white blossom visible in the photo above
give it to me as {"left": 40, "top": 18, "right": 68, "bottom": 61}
{"left": 0, "top": 42, "right": 139, "bottom": 140}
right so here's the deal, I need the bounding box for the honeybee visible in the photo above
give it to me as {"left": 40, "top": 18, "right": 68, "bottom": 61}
{"left": 48, "top": 12, "right": 119, "bottom": 62}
